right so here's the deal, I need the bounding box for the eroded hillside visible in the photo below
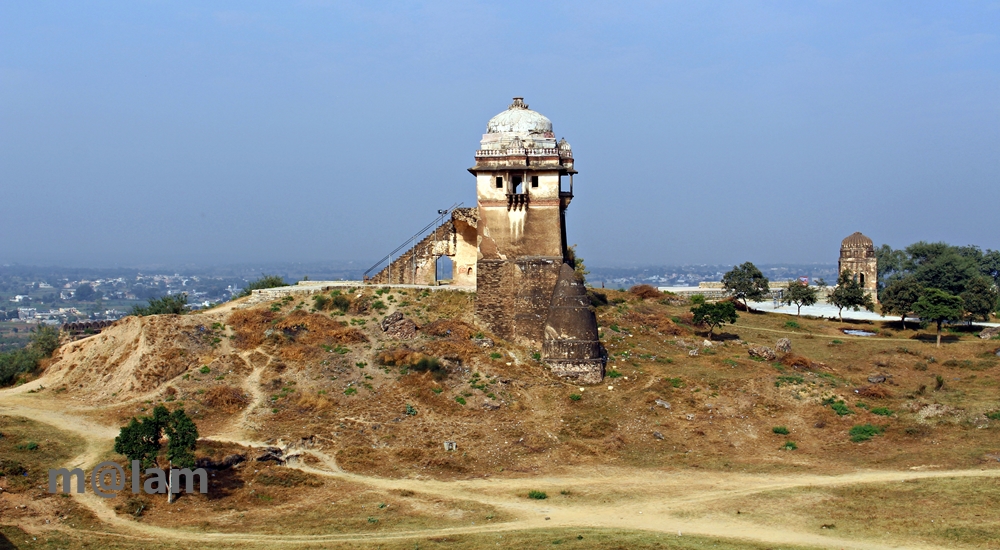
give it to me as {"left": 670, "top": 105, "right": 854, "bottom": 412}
{"left": 33, "top": 285, "right": 1000, "bottom": 480}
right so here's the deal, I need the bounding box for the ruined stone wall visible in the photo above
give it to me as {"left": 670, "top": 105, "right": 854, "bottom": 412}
{"left": 369, "top": 208, "right": 479, "bottom": 286}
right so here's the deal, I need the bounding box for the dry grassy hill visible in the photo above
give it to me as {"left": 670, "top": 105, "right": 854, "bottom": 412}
{"left": 3, "top": 285, "right": 1000, "bottom": 549}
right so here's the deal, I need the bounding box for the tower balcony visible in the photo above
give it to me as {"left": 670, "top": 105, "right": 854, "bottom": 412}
{"left": 506, "top": 192, "right": 529, "bottom": 211}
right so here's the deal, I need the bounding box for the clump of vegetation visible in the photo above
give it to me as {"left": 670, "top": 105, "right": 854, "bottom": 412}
{"left": 203, "top": 386, "right": 250, "bottom": 413}
{"left": 772, "top": 426, "right": 790, "bottom": 435}
{"left": 528, "top": 490, "right": 548, "bottom": 500}
{"left": 628, "top": 284, "right": 662, "bottom": 299}
{"left": 405, "top": 404, "right": 417, "bottom": 416}
{"left": 870, "top": 407, "right": 893, "bottom": 417}
{"left": 607, "top": 370, "right": 623, "bottom": 379}
{"left": 0, "top": 325, "right": 60, "bottom": 387}
{"left": 781, "top": 441, "right": 797, "bottom": 451}
{"left": 238, "top": 275, "right": 287, "bottom": 298}
{"left": 569, "top": 394, "right": 582, "bottom": 401}
{"left": 690, "top": 300, "right": 739, "bottom": 341}
{"left": 131, "top": 294, "right": 189, "bottom": 316}
{"left": 455, "top": 396, "right": 466, "bottom": 405}
{"left": 849, "top": 424, "right": 885, "bottom": 442}
{"left": 830, "top": 401, "right": 853, "bottom": 416}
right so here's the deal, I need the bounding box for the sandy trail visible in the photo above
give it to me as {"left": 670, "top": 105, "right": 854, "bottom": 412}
{"left": 3, "top": 390, "right": 997, "bottom": 550}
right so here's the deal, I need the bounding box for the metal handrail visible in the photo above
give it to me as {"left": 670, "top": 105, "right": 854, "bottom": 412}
{"left": 363, "top": 203, "right": 463, "bottom": 281}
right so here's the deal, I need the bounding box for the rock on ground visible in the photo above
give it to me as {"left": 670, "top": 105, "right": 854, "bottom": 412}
{"left": 980, "top": 326, "right": 1000, "bottom": 340}
{"left": 381, "top": 311, "right": 417, "bottom": 340}
{"left": 748, "top": 345, "right": 776, "bottom": 361}
{"left": 776, "top": 338, "right": 791, "bottom": 353}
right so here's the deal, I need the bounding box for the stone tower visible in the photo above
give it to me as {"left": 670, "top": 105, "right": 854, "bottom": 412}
{"left": 470, "top": 98, "right": 604, "bottom": 383}
{"left": 839, "top": 232, "right": 878, "bottom": 304}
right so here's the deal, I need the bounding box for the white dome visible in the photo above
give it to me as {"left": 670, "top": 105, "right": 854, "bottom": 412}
{"left": 486, "top": 98, "right": 553, "bottom": 135}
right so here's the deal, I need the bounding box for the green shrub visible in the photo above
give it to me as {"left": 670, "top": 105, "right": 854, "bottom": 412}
{"left": 0, "top": 326, "right": 57, "bottom": 387}
{"left": 313, "top": 295, "right": 330, "bottom": 310}
{"left": 131, "top": 294, "right": 188, "bottom": 316}
{"left": 609, "top": 324, "right": 620, "bottom": 332}
{"left": 455, "top": 396, "right": 466, "bottom": 405}
{"left": 405, "top": 404, "right": 417, "bottom": 416}
{"left": 986, "top": 411, "right": 1000, "bottom": 420}
{"left": 830, "top": 401, "right": 853, "bottom": 416}
{"left": 528, "top": 490, "right": 548, "bottom": 500}
{"left": 238, "top": 275, "right": 286, "bottom": 298}
{"left": 489, "top": 352, "right": 502, "bottom": 360}
{"left": 784, "top": 320, "right": 799, "bottom": 329}
{"left": 199, "top": 366, "right": 211, "bottom": 374}
{"left": 870, "top": 407, "right": 893, "bottom": 416}
{"left": 666, "top": 377, "right": 684, "bottom": 388}
{"left": 569, "top": 394, "right": 582, "bottom": 401}
{"left": 344, "top": 387, "right": 357, "bottom": 396}
{"left": 372, "top": 300, "right": 387, "bottom": 311}
{"left": 781, "top": 441, "right": 797, "bottom": 451}
{"left": 849, "top": 424, "right": 884, "bottom": 442}
{"left": 532, "top": 352, "right": 542, "bottom": 361}
{"left": 831, "top": 339, "right": 843, "bottom": 345}
{"left": 772, "top": 426, "right": 789, "bottom": 435}
{"left": 607, "top": 370, "right": 623, "bottom": 379}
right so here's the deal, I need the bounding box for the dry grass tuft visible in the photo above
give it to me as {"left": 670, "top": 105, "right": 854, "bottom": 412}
{"left": 295, "top": 392, "right": 336, "bottom": 412}
{"left": 422, "top": 319, "right": 476, "bottom": 340}
{"left": 629, "top": 284, "right": 663, "bottom": 300}
{"left": 781, "top": 354, "right": 815, "bottom": 369}
{"left": 203, "top": 385, "right": 250, "bottom": 413}
{"left": 856, "top": 385, "right": 893, "bottom": 399}
{"left": 227, "top": 308, "right": 278, "bottom": 349}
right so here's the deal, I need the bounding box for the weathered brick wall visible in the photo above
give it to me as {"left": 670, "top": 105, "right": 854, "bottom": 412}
{"left": 475, "top": 259, "right": 515, "bottom": 340}
{"left": 512, "top": 258, "right": 563, "bottom": 346}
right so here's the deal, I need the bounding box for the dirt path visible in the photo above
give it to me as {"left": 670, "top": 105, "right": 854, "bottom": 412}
{"left": 4, "top": 391, "right": 998, "bottom": 550}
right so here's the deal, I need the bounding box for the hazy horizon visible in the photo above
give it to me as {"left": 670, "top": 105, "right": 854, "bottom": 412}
{"left": 3, "top": 2, "right": 997, "bottom": 268}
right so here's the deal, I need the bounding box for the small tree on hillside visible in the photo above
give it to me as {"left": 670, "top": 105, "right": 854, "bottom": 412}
{"left": 722, "top": 262, "right": 770, "bottom": 311}
{"left": 880, "top": 276, "right": 924, "bottom": 329}
{"left": 960, "top": 276, "right": 999, "bottom": 325}
{"left": 691, "top": 301, "right": 738, "bottom": 340}
{"left": 829, "top": 270, "right": 875, "bottom": 322}
{"left": 912, "top": 288, "right": 964, "bottom": 348}
{"left": 164, "top": 408, "right": 199, "bottom": 503}
{"left": 113, "top": 405, "right": 198, "bottom": 503}
{"left": 781, "top": 280, "right": 818, "bottom": 316}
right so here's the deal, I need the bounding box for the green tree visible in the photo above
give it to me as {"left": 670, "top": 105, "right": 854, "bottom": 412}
{"left": 690, "top": 301, "right": 738, "bottom": 340}
{"left": 904, "top": 242, "right": 980, "bottom": 295}
{"left": 960, "top": 276, "right": 998, "bottom": 324}
{"left": 829, "top": 270, "right": 875, "bottom": 322}
{"left": 113, "top": 405, "right": 198, "bottom": 503}
{"left": 0, "top": 325, "right": 61, "bottom": 387}
{"left": 113, "top": 416, "right": 163, "bottom": 470}
{"left": 879, "top": 276, "right": 923, "bottom": 329}
{"left": 722, "top": 262, "right": 770, "bottom": 311}
{"left": 912, "top": 288, "right": 964, "bottom": 348}
{"left": 875, "top": 244, "right": 906, "bottom": 290}
{"left": 74, "top": 284, "right": 96, "bottom": 301}
{"left": 238, "top": 275, "right": 287, "bottom": 298}
{"left": 131, "top": 294, "right": 188, "bottom": 316}
{"left": 164, "top": 408, "right": 199, "bottom": 503}
{"left": 781, "top": 280, "right": 818, "bottom": 315}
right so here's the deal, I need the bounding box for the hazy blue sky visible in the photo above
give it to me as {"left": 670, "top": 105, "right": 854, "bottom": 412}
{"left": 2, "top": 1, "right": 998, "bottom": 268}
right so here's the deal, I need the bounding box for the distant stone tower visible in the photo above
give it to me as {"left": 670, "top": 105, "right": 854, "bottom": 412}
{"left": 471, "top": 97, "right": 605, "bottom": 383}
{"left": 839, "top": 232, "right": 878, "bottom": 304}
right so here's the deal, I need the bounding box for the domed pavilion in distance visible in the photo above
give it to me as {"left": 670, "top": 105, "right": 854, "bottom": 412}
{"left": 839, "top": 232, "right": 878, "bottom": 304}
